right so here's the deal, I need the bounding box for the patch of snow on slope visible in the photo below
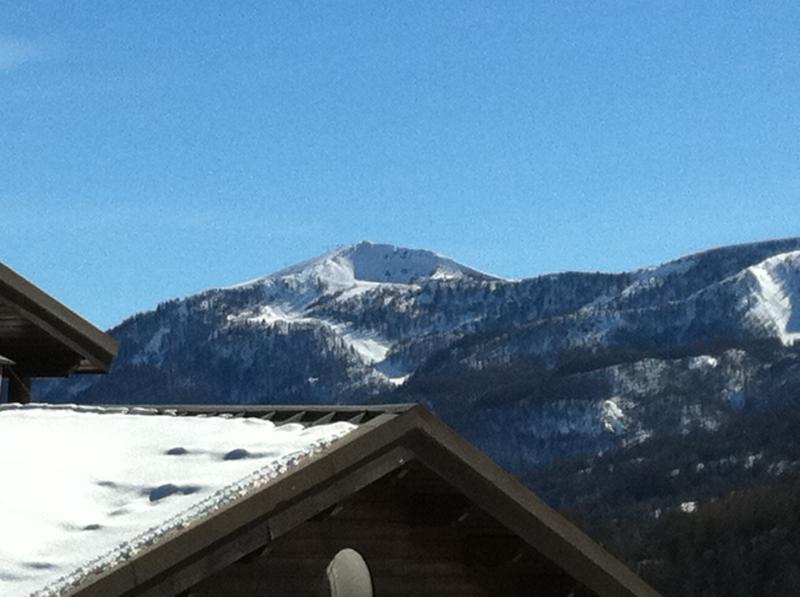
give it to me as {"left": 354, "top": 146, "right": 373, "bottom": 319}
{"left": 688, "top": 355, "right": 719, "bottom": 369}
{"left": 336, "top": 280, "right": 384, "bottom": 301}
{"left": 680, "top": 501, "right": 698, "bottom": 514}
{"left": 617, "top": 256, "right": 698, "bottom": 301}
{"left": 601, "top": 397, "right": 628, "bottom": 434}
{"left": 747, "top": 251, "right": 800, "bottom": 346}
{"left": 227, "top": 306, "right": 404, "bottom": 383}
{"left": 340, "top": 329, "right": 391, "bottom": 364}
{"left": 227, "top": 304, "right": 314, "bottom": 326}
{"left": 336, "top": 326, "right": 409, "bottom": 384}
{"left": 0, "top": 404, "right": 354, "bottom": 597}
{"left": 374, "top": 360, "right": 412, "bottom": 386}
{"left": 637, "top": 256, "right": 698, "bottom": 280}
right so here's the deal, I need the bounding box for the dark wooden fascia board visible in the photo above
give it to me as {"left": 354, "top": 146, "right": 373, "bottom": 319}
{"left": 71, "top": 407, "right": 424, "bottom": 597}
{"left": 407, "top": 407, "right": 662, "bottom": 597}
{"left": 0, "top": 263, "right": 118, "bottom": 373}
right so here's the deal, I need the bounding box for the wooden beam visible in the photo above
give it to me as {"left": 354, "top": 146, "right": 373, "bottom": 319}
{"left": 0, "top": 263, "right": 118, "bottom": 372}
{"left": 135, "top": 518, "right": 273, "bottom": 597}
{"left": 268, "top": 445, "right": 415, "bottom": 540}
{"left": 238, "top": 544, "right": 273, "bottom": 564}
{"left": 0, "top": 295, "right": 113, "bottom": 374}
{"left": 7, "top": 370, "right": 31, "bottom": 404}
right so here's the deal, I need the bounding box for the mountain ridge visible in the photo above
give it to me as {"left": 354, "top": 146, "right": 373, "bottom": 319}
{"left": 43, "top": 237, "right": 800, "bottom": 471}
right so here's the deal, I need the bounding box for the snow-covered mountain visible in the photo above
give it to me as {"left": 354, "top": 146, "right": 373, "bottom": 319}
{"left": 44, "top": 238, "right": 800, "bottom": 473}
{"left": 216, "top": 241, "right": 502, "bottom": 384}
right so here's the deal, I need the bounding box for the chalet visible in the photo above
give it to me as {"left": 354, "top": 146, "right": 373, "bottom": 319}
{"left": 0, "top": 263, "right": 660, "bottom": 597}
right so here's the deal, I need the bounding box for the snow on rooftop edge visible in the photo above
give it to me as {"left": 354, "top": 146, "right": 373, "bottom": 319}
{"left": 0, "top": 404, "right": 356, "bottom": 597}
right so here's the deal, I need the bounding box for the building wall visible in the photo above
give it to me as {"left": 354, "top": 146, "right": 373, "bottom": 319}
{"left": 187, "top": 463, "right": 593, "bottom": 597}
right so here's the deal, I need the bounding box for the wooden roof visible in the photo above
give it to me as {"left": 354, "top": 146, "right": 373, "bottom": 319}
{"left": 71, "top": 404, "right": 660, "bottom": 597}
{"left": 0, "top": 263, "right": 118, "bottom": 376}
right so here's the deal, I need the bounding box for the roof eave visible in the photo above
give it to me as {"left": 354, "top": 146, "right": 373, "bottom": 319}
{"left": 0, "top": 263, "right": 119, "bottom": 374}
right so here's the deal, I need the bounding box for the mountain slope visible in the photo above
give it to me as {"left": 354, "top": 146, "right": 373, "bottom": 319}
{"left": 43, "top": 238, "right": 800, "bottom": 473}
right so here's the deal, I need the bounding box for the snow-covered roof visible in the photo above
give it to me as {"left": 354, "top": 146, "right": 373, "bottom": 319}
{"left": 0, "top": 404, "right": 355, "bottom": 597}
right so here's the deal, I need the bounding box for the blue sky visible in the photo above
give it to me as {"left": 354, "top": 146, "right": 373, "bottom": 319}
{"left": 2, "top": 2, "right": 800, "bottom": 328}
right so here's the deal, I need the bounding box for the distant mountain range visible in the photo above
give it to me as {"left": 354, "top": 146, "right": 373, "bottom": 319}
{"left": 42, "top": 237, "right": 800, "bottom": 596}
{"left": 45, "top": 238, "right": 800, "bottom": 469}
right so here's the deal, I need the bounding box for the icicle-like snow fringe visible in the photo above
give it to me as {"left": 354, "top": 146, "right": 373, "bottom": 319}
{"left": 0, "top": 403, "right": 161, "bottom": 415}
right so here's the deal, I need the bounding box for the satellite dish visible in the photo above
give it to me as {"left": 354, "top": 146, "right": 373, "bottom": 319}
{"left": 326, "top": 548, "right": 374, "bottom": 597}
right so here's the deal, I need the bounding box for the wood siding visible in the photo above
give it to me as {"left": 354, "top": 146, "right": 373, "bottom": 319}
{"left": 188, "top": 462, "right": 594, "bottom": 597}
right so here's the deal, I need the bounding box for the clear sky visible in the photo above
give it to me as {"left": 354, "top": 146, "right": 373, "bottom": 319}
{"left": 2, "top": 2, "right": 800, "bottom": 329}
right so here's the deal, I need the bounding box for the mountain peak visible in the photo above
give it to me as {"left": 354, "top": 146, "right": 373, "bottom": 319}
{"left": 332, "top": 241, "right": 498, "bottom": 284}
{"left": 263, "top": 241, "right": 500, "bottom": 288}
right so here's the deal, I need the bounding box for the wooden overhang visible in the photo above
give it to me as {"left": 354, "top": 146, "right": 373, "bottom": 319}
{"left": 0, "top": 262, "right": 118, "bottom": 377}
{"left": 67, "top": 404, "right": 660, "bottom": 597}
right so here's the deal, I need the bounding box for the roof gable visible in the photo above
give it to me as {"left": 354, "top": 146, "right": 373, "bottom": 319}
{"left": 62, "top": 404, "right": 659, "bottom": 597}
{"left": 0, "top": 263, "right": 118, "bottom": 376}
